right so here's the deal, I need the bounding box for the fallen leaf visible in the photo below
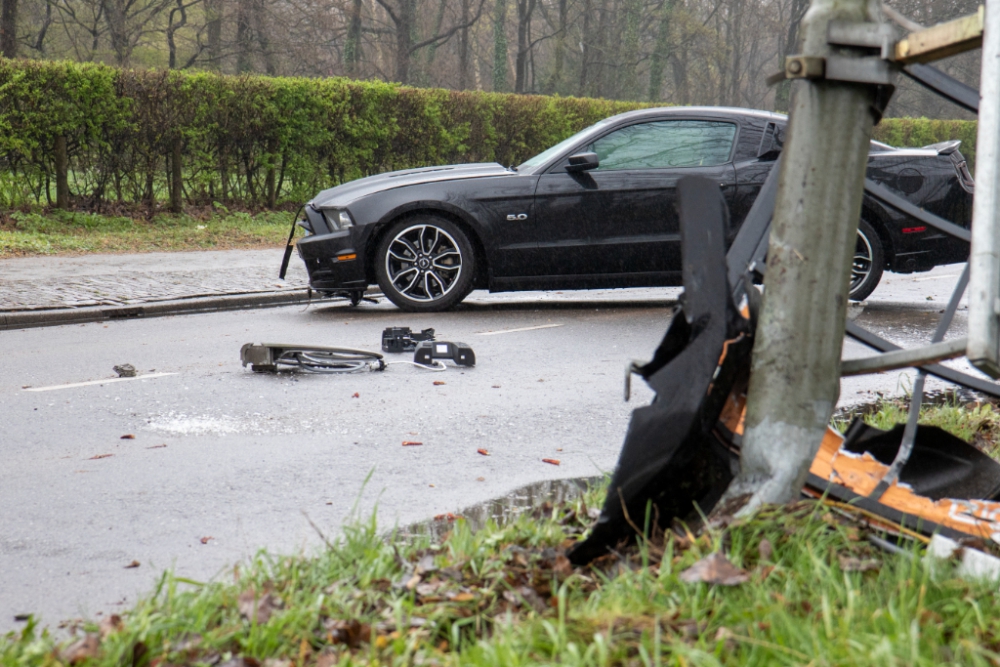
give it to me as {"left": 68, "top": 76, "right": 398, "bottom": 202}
{"left": 556, "top": 448, "right": 563, "bottom": 452}
{"left": 679, "top": 552, "right": 749, "bottom": 586}
{"left": 552, "top": 554, "right": 574, "bottom": 579}
{"left": 433, "top": 381, "right": 446, "bottom": 386}
{"left": 87, "top": 454, "right": 113, "bottom": 460}
{"left": 403, "top": 441, "right": 423, "bottom": 446}
{"left": 476, "top": 477, "right": 485, "bottom": 481}
{"left": 477, "top": 448, "right": 489, "bottom": 456}
{"left": 147, "top": 444, "right": 167, "bottom": 449}
{"left": 542, "top": 458, "right": 561, "bottom": 466}
{"left": 120, "top": 434, "right": 135, "bottom": 440}
{"left": 352, "top": 392, "right": 360, "bottom": 398}
{"left": 200, "top": 536, "right": 213, "bottom": 544}
{"left": 60, "top": 634, "right": 100, "bottom": 664}
{"left": 449, "top": 592, "right": 475, "bottom": 602}
{"left": 758, "top": 538, "right": 773, "bottom": 561}
{"left": 124, "top": 560, "right": 140, "bottom": 569}
{"left": 838, "top": 555, "right": 880, "bottom": 572}
{"left": 325, "top": 619, "right": 371, "bottom": 648}
{"left": 237, "top": 588, "right": 282, "bottom": 625}
{"left": 315, "top": 654, "right": 338, "bottom": 667}
{"left": 99, "top": 614, "right": 123, "bottom": 638}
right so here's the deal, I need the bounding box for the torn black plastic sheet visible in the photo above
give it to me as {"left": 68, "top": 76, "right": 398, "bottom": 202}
{"left": 568, "top": 176, "right": 754, "bottom": 565}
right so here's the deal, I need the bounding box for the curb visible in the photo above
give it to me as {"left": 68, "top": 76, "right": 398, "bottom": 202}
{"left": 0, "top": 289, "right": 323, "bottom": 330}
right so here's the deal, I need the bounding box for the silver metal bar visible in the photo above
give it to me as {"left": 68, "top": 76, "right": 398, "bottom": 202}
{"left": 967, "top": 0, "right": 1000, "bottom": 378}
{"left": 840, "top": 337, "right": 967, "bottom": 376}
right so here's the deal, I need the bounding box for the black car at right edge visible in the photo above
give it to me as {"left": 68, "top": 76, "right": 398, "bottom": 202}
{"left": 292, "top": 107, "right": 975, "bottom": 311}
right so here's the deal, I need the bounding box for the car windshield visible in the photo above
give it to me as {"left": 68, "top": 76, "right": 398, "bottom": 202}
{"left": 518, "top": 119, "right": 615, "bottom": 169}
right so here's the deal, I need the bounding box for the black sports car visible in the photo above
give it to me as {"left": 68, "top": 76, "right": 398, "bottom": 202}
{"left": 291, "top": 106, "right": 975, "bottom": 311}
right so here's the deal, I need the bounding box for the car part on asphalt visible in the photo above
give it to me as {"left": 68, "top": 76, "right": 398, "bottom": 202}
{"left": 240, "top": 343, "right": 386, "bottom": 374}
{"left": 382, "top": 327, "right": 436, "bottom": 353}
{"left": 413, "top": 341, "right": 476, "bottom": 367}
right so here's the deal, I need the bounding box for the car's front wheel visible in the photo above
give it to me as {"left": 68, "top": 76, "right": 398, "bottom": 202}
{"left": 849, "top": 218, "right": 885, "bottom": 301}
{"left": 375, "top": 216, "right": 476, "bottom": 312}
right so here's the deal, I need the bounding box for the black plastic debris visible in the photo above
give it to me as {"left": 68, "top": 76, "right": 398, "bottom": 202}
{"left": 569, "top": 177, "right": 754, "bottom": 565}
{"left": 841, "top": 419, "right": 1000, "bottom": 501}
{"left": 382, "top": 327, "right": 436, "bottom": 353}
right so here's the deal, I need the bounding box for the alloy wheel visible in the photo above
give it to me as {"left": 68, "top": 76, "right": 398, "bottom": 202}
{"left": 851, "top": 230, "right": 873, "bottom": 294}
{"left": 384, "top": 224, "right": 464, "bottom": 302}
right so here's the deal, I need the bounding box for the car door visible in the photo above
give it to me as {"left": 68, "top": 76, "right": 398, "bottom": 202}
{"left": 529, "top": 119, "right": 739, "bottom": 278}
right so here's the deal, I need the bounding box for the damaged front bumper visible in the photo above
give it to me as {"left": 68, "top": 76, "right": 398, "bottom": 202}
{"left": 296, "top": 230, "right": 368, "bottom": 293}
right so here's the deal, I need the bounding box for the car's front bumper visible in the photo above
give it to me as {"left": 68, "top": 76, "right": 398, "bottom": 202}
{"left": 295, "top": 229, "right": 368, "bottom": 292}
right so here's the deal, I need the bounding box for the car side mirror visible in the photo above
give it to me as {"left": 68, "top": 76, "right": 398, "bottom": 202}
{"left": 566, "top": 152, "right": 599, "bottom": 172}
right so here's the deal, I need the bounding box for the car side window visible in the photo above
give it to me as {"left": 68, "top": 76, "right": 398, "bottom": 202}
{"left": 586, "top": 120, "right": 737, "bottom": 170}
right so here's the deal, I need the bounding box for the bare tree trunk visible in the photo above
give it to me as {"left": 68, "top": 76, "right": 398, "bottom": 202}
{"left": 1, "top": 0, "right": 17, "bottom": 57}
{"left": 102, "top": 0, "right": 129, "bottom": 66}
{"left": 170, "top": 137, "right": 183, "bottom": 214}
{"left": 722, "top": 0, "right": 881, "bottom": 511}
{"left": 619, "top": 0, "right": 641, "bottom": 100}
{"left": 392, "top": 0, "right": 414, "bottom": 82}
{"left": 513, "top": 0, "right": 533, "bottom": 93}
{"left": 458, "top": 0, "right": 470, "bottom": 88}
{"left": 647, "top": 0, "right": 674, "bottom": 101}
{"left": 252, "top": 0, "right": 276, "bottom": 75}
{"left": 205, "top": 0, "right": 222, "bottom": 68}
{"left": 545, "top": 0, "right": 566, "bottom": 93}
{"left": 236, "top": 0, "right": 253, "bottom": 72}
{"left": 492, "top": 0, "right": 507, "bottom": 91}
{"left": 578, "top": 0, "right": 591, "bottom": 95}
{"left": 345, "top": 0, "right": 363, "bottom": 76}
{"left": 54, "top": 135, "right": 69, "bottom": 209}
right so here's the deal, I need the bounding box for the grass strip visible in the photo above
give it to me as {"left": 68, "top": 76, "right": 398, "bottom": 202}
{"left": 0, "top": 209, "right": 293, "bottom": 258}
{"left": 5, "top": 478, "right": 1000, "bottom": 667}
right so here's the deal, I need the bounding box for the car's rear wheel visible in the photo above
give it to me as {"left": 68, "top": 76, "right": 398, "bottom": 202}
{"left": 375, "top": 216, "right": 476, "bottom": 312}
{"left": 849, "top": 218, "right": 884, "bottom": 301}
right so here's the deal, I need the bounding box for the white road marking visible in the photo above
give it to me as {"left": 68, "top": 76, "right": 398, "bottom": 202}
{"left": 476, "top": 323, "right": 564, "bottom": 336}
{"left": 911, "top": 274, "right": 959, "bottom": 282}
{"left": 23, "top": 373, "right": 177, "bottom": 392}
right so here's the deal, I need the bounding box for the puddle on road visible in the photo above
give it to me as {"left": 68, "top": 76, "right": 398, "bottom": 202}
{"left": 400, "top": 476, "right": 602, "bottom": 540}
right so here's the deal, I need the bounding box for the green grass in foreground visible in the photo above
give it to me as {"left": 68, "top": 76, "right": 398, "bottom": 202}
{"left": 0, "top": 209, "right": 294, "bottom": 257}
{"left": 6, "top": 480, "right": 1000, "bottom": 667}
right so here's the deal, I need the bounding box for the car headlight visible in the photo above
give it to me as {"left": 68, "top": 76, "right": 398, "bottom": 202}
{"left": 322, "top": 209, "right": 354, "bottom": 231}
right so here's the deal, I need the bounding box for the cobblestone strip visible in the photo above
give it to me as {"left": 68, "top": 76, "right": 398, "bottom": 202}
{"left": 0, "top": 265, "right": 309, "bottom": 311}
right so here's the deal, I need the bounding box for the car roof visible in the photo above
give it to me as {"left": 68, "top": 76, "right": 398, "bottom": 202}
{"left": 602, "top": 106, "right": 789, "bottom": 124}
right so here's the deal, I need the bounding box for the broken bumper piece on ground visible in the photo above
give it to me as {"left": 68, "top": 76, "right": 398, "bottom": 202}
{"left": 569, "top": 174, "right": 1000, "bottom": 566}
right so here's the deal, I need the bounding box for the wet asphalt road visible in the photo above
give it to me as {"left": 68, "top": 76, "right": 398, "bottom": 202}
{"left": 0, "top": 267, "right": 987, "bottom": 631}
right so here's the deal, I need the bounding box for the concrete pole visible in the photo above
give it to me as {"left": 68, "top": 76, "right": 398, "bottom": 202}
{"left": 966, "top": 0, "right": 1000, "bottom": 377}
{"left": 723, "top": 0, "right": 883, "bottom": 510}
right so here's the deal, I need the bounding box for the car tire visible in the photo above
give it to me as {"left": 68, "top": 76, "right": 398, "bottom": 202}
{"left": 850, "top": 218, "right": 884, "bottom": 301}
{"left": 375, "top": 216, "right": 476, "bottom": 312}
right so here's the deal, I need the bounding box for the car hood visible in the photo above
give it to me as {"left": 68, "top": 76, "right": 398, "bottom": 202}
{"left": 310, "top": 163, "right": 513, "bottom": 209}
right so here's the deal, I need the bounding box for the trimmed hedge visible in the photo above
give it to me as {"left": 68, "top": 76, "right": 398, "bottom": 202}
{"left": 873, "top": 118, "right": 978, "bottom": 171}
{"left": 0, "top": 58, "right": 980, "bottom": 210}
